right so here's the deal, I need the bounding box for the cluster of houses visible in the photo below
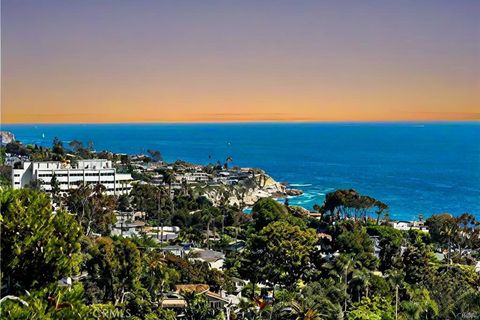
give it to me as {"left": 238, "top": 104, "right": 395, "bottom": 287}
{"left": 5, "top": 150, "right": 479, "bottom": 316}
{"left": 158, "top": 247, "right": 249, "bottom": 313}
{"left": 391, "top": 220, "right": 429, "bottom": 232}
{"left": 130, "top": 158, "right": 259, "bottom": 189}
{"left": 9, "top": 152, "right": 261, "bottom": 197}
{"left": 111, "top": 210, "right": 248, "bottom": 315}
{"left": 1, "top": 142, "right": 256, "bottom": 316}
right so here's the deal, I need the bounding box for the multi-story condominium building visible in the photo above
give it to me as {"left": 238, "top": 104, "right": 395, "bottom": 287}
{"left": 12, "top": 159, "right": 133, "bottom": 195}
{"left": 180, "top": 172, "right": 211, "bottom": 183}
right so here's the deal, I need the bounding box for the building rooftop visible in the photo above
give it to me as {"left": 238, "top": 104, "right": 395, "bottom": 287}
{"left": 191, "top": 249, "right": 225, "bottom": 262}
{"left": 175, "top": 284, "right": 210, "bottom": 294}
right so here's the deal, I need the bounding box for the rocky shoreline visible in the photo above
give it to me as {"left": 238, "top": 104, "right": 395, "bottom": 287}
{"left": 192, "top": 171, "right": 304, "bottom": 208}
{"left": 1, "top": 131, "right": 15, "bottom": 145}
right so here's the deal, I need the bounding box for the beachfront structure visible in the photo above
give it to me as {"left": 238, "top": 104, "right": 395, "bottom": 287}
{"left": 12, "top": 159, "right": 133, "bottom": 195}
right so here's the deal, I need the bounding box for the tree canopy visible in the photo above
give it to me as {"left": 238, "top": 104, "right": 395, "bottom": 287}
{"left": 1, "top": 189, "right": 83, "bottom": 294}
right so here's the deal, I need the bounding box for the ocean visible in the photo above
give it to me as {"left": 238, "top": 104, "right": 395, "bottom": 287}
{"left": 2, "top": 122, "right": 479, "bottom": 221}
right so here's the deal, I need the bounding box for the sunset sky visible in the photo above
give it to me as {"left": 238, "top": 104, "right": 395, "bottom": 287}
{"left": 2, "top": 0, "right": 479, "bottom": 124}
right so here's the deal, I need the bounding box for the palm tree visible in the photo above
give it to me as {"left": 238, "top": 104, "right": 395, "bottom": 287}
{"left": 142, "top": 252, "right": 168, "bottom": 297}
{"left": 440, "top": 224, "right": 457, "bottom": 264}
{"left": 456, "top": 213, "right": 476, "bottom": 257}
{"left": 202, "top": 207, "right": 219, "bottom": 249}
{"left": 401, "top": 285, "right": 439, "bottom": 319}
{"left": 234, "top": 298, "right": 265, "bottom": 320}
{"left": 232, "top": 211, "right": 242, "bottom": 244}
{"left": 162, "top": 170, "right": 174, "bottom": 199}
{"left": 224, "top": 156, "right": 233, "bottom": 169}
{"left": 375, "top": 202, "right": 388, "bottom": 225}
{"left": 179, "top": 226, "right": 203, "bottom": 245}
{"left": 323, "top": 254, "right": 356, "bottom": 313}
{"left": 279, "top": 300, "right": 323, "bottom": 320}
{"left": 351, "top": 269, "right": 370, "bottom": 302}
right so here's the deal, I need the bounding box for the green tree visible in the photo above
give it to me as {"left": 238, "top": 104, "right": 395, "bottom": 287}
{"left": 140, "top": 251, "right": 179, "bottom": 298}
{"left": 182, "top": 291, "right": 217, "bottom": 320}
{"left": 202, "top": 207, "right": 221, "bottom": 248}
{"left": 240, "top": 221, "right": 317, "bottom": 290}
{"left": 399, "top": 285, "right": 438, "bottom": 320}
{"left": 130, "top": 183, "right": 171, "bottom": 221}
{"left": 251, "top": 198, "right": 289, "bottom": 230}
{"left": 424, "top": 264, "right": 480, "bottom": 318}
{"left": 52, "top": 137, "right": 65, "bottom": 160}
{"left": 425, "top": 213, "right": 457, "bottom": 246}
{"left": 251, "top": 197, "right": 304, "bottom": 232}
{"left": 301, "top": 279, "right": 345, "bottom": 319}
{"left": 147, "top": 149, "right": 163, "bottom": 162}
{"left": 85, "top": 237, "right": 142, "bottom": 304}
{"left": 162, "top": 169, "right": 175, "bottom": 200}
{"left": 319, "top": 189, "right": 388, "bottom": 222}
{"left": 347, "top": 296, "right": 394, "bottom": 320}
{"left": 50, "top": 172, "right": 61, "bottom": 205}
{"left": 0, "top": 188, "right": 83, "bottom": 294}
{"left": 64, "top": 184, "right": 117, "bottom": 235}
{"left": 276, "top": 299, "right": 323, "bottom": 320}
{"left": 0, "top": 283, "right": 90, "bottom": 320}
{"left": 402, "top": 242, "right": 430, "bottom": 285}
{"left": 367, "top": 225, "right": 403, "bottom": 272}
{"left": 332, "top": 221, "right": 378, "bottom": 270}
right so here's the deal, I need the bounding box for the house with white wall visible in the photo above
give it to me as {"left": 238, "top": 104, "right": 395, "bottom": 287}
{"left": 12, "top": 159, "right": 133, "bottom": 195}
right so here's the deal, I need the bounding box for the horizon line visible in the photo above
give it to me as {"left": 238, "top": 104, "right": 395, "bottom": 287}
{"left": 3, "top": 119, "right": 479, "bottom": 126}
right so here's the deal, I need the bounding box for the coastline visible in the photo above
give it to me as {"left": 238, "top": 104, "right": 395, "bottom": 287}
{"left": 2, "top": 122, "right": 479, "bottom": 220}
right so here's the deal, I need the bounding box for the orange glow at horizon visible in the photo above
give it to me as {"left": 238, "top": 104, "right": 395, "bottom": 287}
{"left": 2, "top": 1, "right": 479, "bottom": 124}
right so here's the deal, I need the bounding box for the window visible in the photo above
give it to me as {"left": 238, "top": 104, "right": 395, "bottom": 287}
{"left": 86, "top": 173, "right": 100, "bottom": 177}
{"left": 38, "top": 173, "right": 52, "bottom": 177}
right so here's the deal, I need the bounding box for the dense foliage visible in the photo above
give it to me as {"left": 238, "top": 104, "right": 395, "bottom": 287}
{"left": 1, "top": 139, "right": 479, "bottom": 319}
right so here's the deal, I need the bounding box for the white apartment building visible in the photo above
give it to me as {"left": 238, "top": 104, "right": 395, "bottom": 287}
{"left": 12, "top": 159, "right": 133, "bottom": 195}
{"left": 180, "top": 172, "right": 211, "bottom": 183}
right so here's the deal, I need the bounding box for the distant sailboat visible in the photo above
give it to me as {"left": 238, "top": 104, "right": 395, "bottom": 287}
{"left": 42, "top": 133, "right": 45, "bottom": 139}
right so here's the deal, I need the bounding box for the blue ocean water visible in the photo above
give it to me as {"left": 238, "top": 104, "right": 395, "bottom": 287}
{"left": 2, "top": 122, "right": 479, "bottom": 220}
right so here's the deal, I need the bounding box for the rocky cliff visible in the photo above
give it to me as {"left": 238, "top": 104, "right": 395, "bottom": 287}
{"left": 1, "top": 131, "right": 15, "bottom": 146}
{"left": 192, "top": 172, "right": 302, "bottom": 207}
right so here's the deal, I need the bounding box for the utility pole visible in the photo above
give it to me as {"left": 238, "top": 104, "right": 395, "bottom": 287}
{"left": 344, "top": 266, "right": 348, "bottom": 314}
{"left": 222, "top": 211, "right": 225, "bottom": 235}
{"left": 395, "top": 284, "right": 399, "bottom": 320}
{"left": 157, "top": 188, "right": 161, "bottom": 244}
{"left": 157, "top": 211, "right": 160, "bottom": 243}
{"left": 161, "top": 221, "right": 164, "bottom": 246}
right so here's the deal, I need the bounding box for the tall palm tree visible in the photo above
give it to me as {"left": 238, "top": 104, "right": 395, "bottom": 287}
{"left": 224, "top": 156, "right": 233, "bottom": 169}
{"left": 351, "top": 269, "right": 370, "bottom": 302}
{"left": 440, "top": 224, "right": 457, "bottom": 264}
{"left": 456, "top": 213, "right": 476, "bottom": 257}
{"left": 202, "top": 207, "right": 219, "bottom": 249}
{"left": 162, "top": 170, "right": 174, "bottom": 199}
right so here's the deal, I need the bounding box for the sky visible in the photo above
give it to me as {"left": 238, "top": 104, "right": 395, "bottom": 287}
{"left": 1, "top": 0, "right": 479, "bottom": 124}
